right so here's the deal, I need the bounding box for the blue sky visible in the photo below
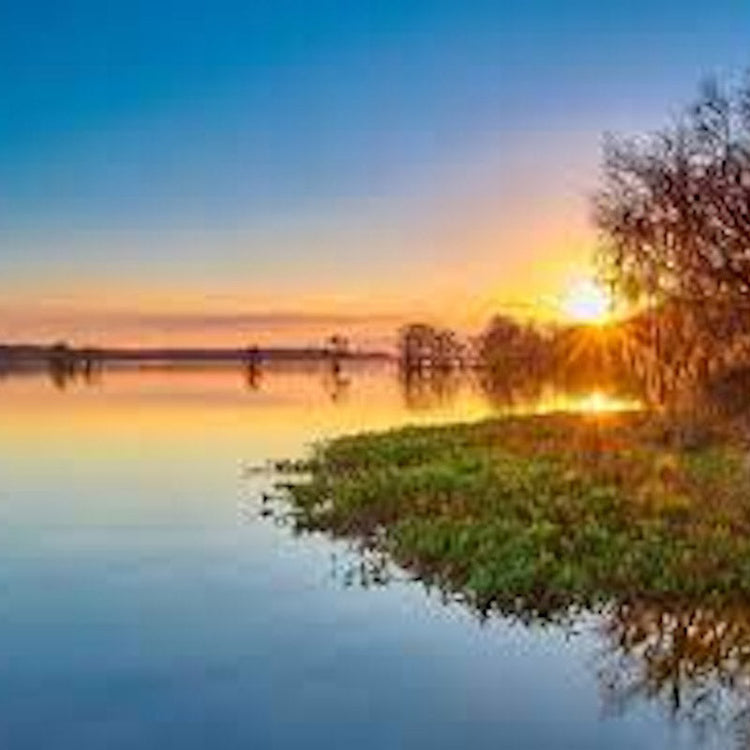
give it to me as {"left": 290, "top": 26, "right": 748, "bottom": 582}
{"left": 1, "top": 0, "right": 749, "bottom": 343}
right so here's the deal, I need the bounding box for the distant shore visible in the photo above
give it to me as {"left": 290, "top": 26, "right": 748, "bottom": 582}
{"left": 0, "top": 343, "right": 393, "bottom": 364}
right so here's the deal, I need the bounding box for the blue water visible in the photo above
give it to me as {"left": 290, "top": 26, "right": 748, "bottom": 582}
{"left": 0, "top": 364, "right": 720, "bottom": 748}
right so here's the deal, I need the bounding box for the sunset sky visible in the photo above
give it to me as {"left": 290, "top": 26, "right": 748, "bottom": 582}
{"left": 2, "top": 0, "right": 749, "bottom": 347}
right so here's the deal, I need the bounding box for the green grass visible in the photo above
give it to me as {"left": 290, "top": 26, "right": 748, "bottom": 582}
{"left": 276, "top": 412, "right": 750, "bottom": 616}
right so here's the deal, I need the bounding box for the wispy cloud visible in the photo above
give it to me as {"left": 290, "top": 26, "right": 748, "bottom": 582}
{"left": 0, "top": 305, "right": 406, "bottom": 348}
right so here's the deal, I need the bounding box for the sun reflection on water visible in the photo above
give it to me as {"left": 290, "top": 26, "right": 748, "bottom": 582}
{"left": 506, "top": 388, "right": 641, "bottom": 416}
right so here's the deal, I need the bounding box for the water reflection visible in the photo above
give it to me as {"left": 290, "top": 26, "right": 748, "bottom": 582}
{"left": 0, "top": 358, "right": 640, "bottom": 416}
{"left": 399, "top": 368, "right": 463, "bottom": 411}
{"left": 599, "top": 601, "right": 750, "bottom": 748}
{"left": 47, "top": 354, "right": 104, "bottom": 390}
{"left": 0, "top": 350, "right": 104, "bottom": 389}
{"left": 244, "top": 350, "right": 263, "bottom": 390}
{"left": 269, "top": 513, "right": 750, "bottom": 748}
{"left": 1, "top": 357, "right": 734, "bottom": 749}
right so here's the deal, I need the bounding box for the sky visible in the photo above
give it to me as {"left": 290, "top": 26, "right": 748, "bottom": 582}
{"left": 1, "top": 0, "right": 749, "bottom": 347}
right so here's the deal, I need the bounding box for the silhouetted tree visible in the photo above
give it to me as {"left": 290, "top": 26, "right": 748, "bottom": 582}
{"left": 326, "top": 334, "right": 349, "bottom": 358}
{"left": 399, "top": 323, "right": 463, "bottom": 372}
{"left": 595, "top": 76, "right": 750, "bottom": 310}
{"left": 325, "top": 334, "right": 350, "bottom": 377}
{"left": 594, "top": 75, "right": 750, "bottom": 403}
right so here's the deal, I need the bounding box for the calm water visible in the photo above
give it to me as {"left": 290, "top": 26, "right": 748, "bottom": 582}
{"left": 0, "top": 362, "right": 737, "bottom": 749}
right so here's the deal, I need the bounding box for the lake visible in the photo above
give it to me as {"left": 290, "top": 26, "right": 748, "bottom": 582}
{"left": 0, "top": 361, "right": 738, "bottom": 749}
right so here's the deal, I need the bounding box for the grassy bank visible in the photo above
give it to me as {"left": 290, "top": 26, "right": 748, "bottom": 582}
{"left": 276, "top": 412, "right": 750, "bottom": 615}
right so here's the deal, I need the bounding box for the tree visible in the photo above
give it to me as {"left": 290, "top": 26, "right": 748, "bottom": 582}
{"left": 398, "top": 323, "right": 462, "bottom": 371}
{"left": 594, "top": 76, "right": 750, "bottom": 400}
{"left": 594, "top": 76, "right": 750, "bottom": 316}
{"left": 326, "top": 334, "right": 349, "bottom": 358}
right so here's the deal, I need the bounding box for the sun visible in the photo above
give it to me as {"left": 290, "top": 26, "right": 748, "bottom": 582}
{"left": 561, "top": 278, "right": 612, "bottom": 325}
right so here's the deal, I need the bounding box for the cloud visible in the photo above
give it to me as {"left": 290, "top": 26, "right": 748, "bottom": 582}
{"left": 0, "top": 305, "right": 405, "bottom": 348}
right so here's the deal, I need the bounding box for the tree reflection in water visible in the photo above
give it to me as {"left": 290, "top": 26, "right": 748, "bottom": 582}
{"left": 399, "top": 368, "right": 462, "bottom": 411}
{"left": 599, "top": 600, "right": 750, "bottom": 748}
{"left": 342, "top": 545, "right": 750, "bottom": 746}
{"left": 266, "top": 487, "right": 750, "bottom": 748}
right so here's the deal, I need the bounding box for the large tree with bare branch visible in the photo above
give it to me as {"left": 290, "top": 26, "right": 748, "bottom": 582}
{"left": 594, "top": 77, "right": 750, "bottom": 400}
{"left": 595, "top": 77, "right": 750, "bottom": 313}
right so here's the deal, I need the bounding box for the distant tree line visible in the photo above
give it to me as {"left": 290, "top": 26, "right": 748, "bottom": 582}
{"left": 398, "top": 315, "right": 639, "bottom": 407}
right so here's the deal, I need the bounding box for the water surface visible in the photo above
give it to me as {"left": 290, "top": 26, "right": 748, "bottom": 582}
{"left": 0, "top": 363, "right": 735, "bottom": 748}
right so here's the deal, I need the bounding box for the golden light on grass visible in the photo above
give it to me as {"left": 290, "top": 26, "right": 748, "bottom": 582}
{"left": 561, "top": 277, "right": 612, "bottom": 325}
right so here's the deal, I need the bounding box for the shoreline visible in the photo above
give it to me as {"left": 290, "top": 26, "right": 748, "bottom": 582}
{"left": 0, "top": 343, "right": 393, "bottom": 365}
{"left": 275, "top": 411, "right": 750, "bottom": 617}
